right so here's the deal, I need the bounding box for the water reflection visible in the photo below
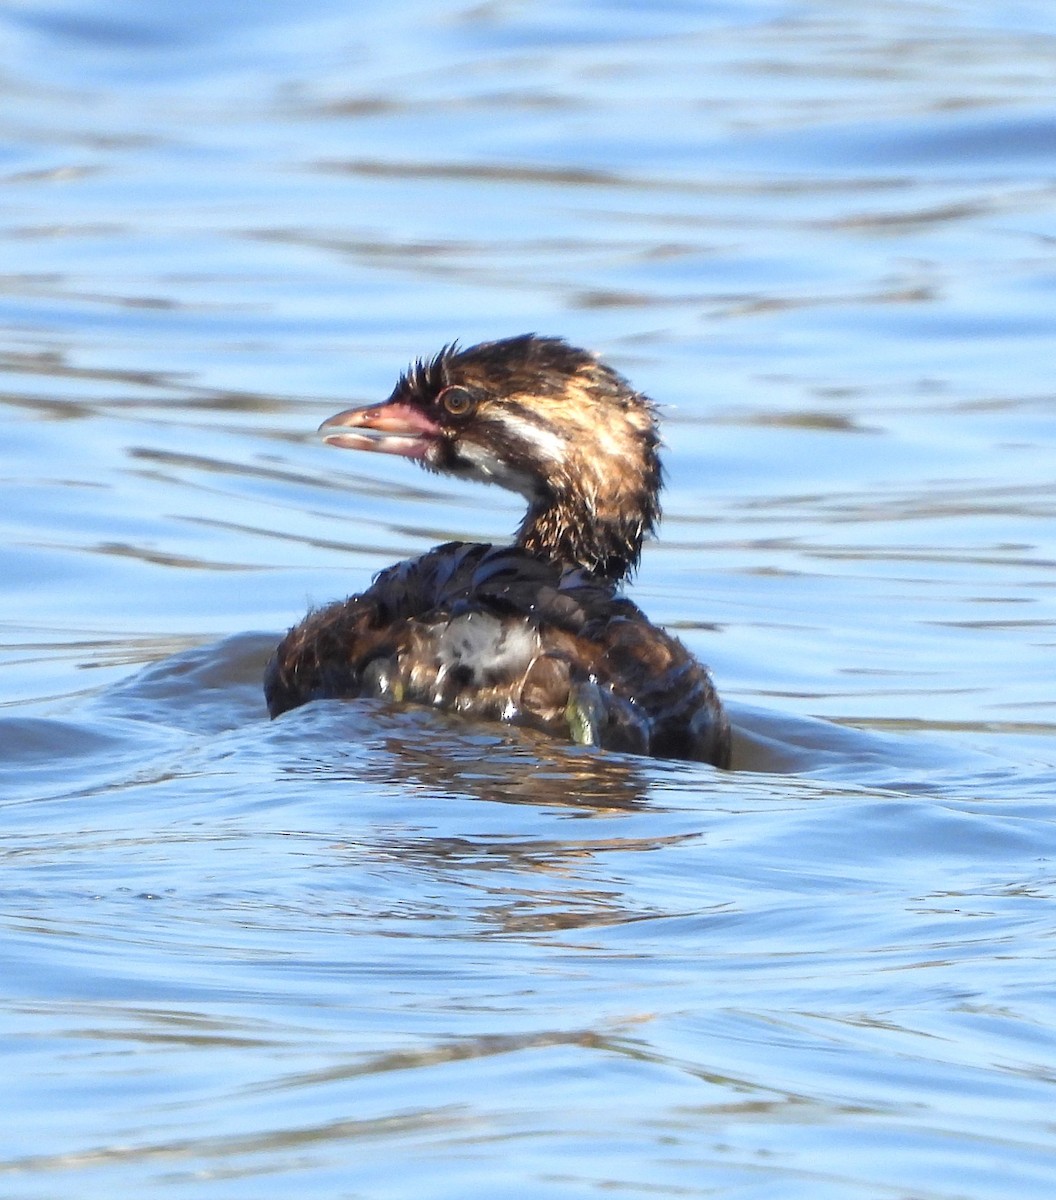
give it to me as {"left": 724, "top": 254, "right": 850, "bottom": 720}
{"left": 271, "top": 698, "right": 656, "bottom": 811}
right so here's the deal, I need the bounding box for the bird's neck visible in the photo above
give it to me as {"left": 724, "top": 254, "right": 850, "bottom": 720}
{"left": 516, "top": 482, "right": 656, "bottom": 580}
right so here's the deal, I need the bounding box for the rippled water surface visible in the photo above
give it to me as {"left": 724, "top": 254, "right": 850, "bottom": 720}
{"left": 3, "top": 1, "right": 1056, "bottom": 1196}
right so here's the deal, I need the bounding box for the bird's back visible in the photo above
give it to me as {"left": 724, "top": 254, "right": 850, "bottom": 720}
{"left": 265, "top": 542, "right": 729, "bottom": 766}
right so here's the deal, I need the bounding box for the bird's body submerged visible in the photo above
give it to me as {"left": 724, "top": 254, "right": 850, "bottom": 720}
{"left": 265, "top": 335, "right": 730, "bottom": 767}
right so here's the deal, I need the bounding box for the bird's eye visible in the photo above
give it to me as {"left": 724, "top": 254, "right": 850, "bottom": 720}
{"left": 439, "top": 386, "right": 477, "bottom": 418}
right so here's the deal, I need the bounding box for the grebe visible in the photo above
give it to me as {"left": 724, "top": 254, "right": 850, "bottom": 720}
{"left": 265, "top": 335, "right": 730, "bottom": 766}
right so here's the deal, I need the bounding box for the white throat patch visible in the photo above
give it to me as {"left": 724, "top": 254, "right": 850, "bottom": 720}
{"left": 455, "top": 441, "right": 539, "bottom": 498}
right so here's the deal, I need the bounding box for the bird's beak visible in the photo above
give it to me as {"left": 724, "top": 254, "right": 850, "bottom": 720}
{"left": 319, "top": 400, "right": 441, "bottom": 461}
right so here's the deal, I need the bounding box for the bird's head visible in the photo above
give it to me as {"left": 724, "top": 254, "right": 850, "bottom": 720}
{"left": 320, "top": 334, "right": 663, "bottom": 578}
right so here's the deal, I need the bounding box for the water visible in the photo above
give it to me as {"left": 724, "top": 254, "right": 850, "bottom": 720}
{"left": 2, "top": 1, "right": 1056, "bottom": 1196}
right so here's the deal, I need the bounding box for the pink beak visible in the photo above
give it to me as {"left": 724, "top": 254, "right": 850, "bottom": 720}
{"left": 319, "top": 400, "right": 441, "bottom": 461}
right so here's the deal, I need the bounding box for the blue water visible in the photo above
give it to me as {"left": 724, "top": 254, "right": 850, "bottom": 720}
{"left": 2, "top": 1, "right": 1056, "bottom": 1196}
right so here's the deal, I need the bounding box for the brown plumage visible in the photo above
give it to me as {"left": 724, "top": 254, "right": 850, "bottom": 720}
{"left": 265, "top": 334, "right": 730, "bottom": 767}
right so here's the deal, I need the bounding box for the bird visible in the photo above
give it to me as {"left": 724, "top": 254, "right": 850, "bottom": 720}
{"left": 264, "top": 334, "right": 730, "bottom": 767}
